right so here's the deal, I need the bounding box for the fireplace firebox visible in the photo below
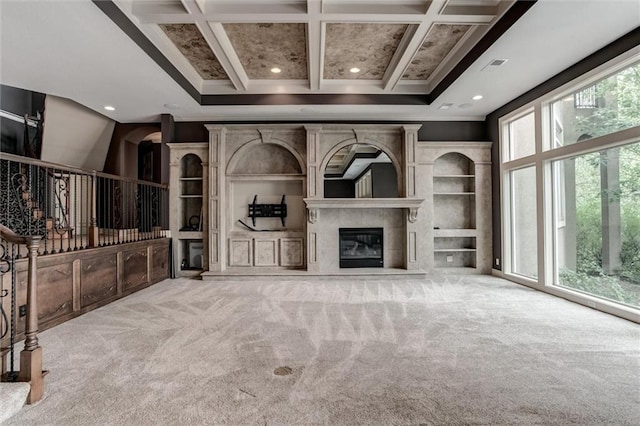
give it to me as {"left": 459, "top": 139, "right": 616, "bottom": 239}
{"left": 339, "top": 228, "right": 383, "bottom": 268}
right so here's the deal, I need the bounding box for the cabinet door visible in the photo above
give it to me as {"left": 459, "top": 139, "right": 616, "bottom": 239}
{"left": 280, "top": 238, "right": 304, "bottom": 267}
{"left": 254, "top": 238, "right": 278, "bottom": 266}
{"left": 229, "top": 238, "right": 252, "bottom": 266}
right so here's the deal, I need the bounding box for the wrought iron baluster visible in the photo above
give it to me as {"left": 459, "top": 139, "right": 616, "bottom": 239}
{"left": 72, "top": 173, "right": 77, "bottom": 250}
{"left": 0, "top": 241, "right": 19, "bottom": 381}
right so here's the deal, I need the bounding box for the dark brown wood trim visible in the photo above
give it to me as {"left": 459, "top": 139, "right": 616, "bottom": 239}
{"left": 428, "top": 0, "right": 538, "bottom": 104}
{"left": 91, "top": 0, "right": 201, "bottom": 102}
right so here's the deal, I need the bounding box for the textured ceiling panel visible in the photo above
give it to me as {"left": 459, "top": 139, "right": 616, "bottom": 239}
{"left": 324, "top": 23, "right": 409, "bottom": 80}
{"left": 403, "top": 24, "right": 472, "bottom": 80}
{"left": 159, "top": 24, "right": 228, "bottom": 80}
{"left": 223, "top": 23, "right": 308, "bottom": 79}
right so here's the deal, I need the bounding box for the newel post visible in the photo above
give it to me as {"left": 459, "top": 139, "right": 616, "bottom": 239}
{"left": 19, "top": 235, "right": 45, "bottom": 403}
{"left": 88, "top": 171, "right": 99, "bottom": 247}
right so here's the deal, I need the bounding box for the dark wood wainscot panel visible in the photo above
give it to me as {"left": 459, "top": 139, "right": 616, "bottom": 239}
{"left": 37, "top": 262, "right": 74, "bottom": 324}
{"left": 151, "top": 245, "right": 169, "bottom": 282}
{"left": 123, "top": 249, "right": 148, "bottom": 291}
{"left": 81, "top": 254, "right": 118, "bottom": 308}
{"left": 5, "top": 238, "right": 171, "bottom": 340}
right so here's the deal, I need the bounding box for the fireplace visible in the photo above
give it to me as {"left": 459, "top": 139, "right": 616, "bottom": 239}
{"left": 339, "top": 228, "right": 383, "bottom": 268}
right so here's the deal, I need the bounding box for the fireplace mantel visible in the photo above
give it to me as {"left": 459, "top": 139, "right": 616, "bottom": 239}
{"left": 303, "top": 198, "right": 424, "bottom": 209}
{"left": 303, "top": 198, "right": 424, "bottom": 224}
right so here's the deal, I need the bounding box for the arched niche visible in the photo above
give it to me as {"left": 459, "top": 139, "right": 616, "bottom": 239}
{"left": 433, "top": 152, "right": 474, "bottom": 176}
{"left": 322, "top": 141, "right": 399, "bottom": 198}
{"left": 228, "top": 140, "right": 304, "bottom": 175}
{"left": 180, "top": 153, "right": 203, "bottom": 178}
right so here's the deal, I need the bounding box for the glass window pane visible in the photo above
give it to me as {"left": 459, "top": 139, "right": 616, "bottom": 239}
{"left": 510, "top": 166, "right": 537, "bottom": 278}
{"left": 507, "top": 112, "right": 536, "bottom": 160}
{"left": 553, "top": 142, "right": 640, "bottom": 309}
{"left": 550, "top": 61, "right": 640, "bottom": 148}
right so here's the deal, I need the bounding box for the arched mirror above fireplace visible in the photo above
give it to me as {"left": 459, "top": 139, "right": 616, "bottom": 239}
{"left": 323, "top": 143, "right": 398, "bottom": 198}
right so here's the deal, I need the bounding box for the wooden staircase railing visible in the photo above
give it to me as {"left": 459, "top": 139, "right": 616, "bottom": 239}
{"left": 0, "top": 223, "right": 45, "bottom": 403}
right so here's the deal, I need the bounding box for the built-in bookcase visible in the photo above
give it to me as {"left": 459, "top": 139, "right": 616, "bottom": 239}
{"left": 168, "top": 143, "right": 208, "bottom": 277}
{"left": 433, "top": 152, "right": 478, "bottom": 270}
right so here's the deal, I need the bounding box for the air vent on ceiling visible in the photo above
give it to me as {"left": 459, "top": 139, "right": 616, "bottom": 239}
{"left": 482, "top": 59, "right": 508, "bottom": 72}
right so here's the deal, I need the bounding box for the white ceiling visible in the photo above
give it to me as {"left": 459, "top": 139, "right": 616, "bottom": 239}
{"left": 0, "top": 0, "right": 638, "bottom": 123}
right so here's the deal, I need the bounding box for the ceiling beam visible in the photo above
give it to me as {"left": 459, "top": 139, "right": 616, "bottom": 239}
{"left": 92, "top": 0, "right": 201, "bottom": 102}
{"left": 178, "top": 0, "right": 248, "bottom": 91}
{"left": 382, "top": 0, "right": 450, "bottom": 92}
{"left": 307, "top": 0, "right": 322, "bottom": 90}
{"left": 199, "top": 22, "right": 249, "bottom": 91}
{"left": 428, "top": 0, "right": 538, "bottom": 104}
{"left": 134, "top": 12, "right": 492, "bottom": 24}
{"left": 199, "top": 93, "right": 429, "bottom": 106}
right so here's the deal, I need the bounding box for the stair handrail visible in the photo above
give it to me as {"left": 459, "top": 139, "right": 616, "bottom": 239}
{"left": 1, "top": 152, "right": 168, "bottom": 188}
{"left": 0, "top": 223, "right": 25, "bottom": 244}
{"left": 0, "top": 223, "right": 45, "bottom": 403}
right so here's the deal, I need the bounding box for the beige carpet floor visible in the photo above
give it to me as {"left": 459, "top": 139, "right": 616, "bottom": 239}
{"left": 5, "top": 275, "right": 640, "bottom": 425}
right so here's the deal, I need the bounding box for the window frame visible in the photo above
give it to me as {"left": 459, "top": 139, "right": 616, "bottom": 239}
{"left": 499, "top": 46, "right": 640, "bottom": 322}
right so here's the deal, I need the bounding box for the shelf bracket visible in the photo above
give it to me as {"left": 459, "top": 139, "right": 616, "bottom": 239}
{"left": 308, "top": 208, "right": 319, "bottom": 224}
{"left": 408, "top": 208, "right": 418, "bottom": 223}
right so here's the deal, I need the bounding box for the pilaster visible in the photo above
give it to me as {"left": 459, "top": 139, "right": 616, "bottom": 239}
{"left": 206, "top": 125, "right": 226, "bottom": 272}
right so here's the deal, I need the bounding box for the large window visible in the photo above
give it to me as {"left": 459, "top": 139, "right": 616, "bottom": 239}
{"left": 510, "top": 167, "right": 537, "bottom": 279}
{"left": 549, "top": 60, "right": 640, "bottom": 148}
{"left": 500, "top": 51, "right": 640, "bottom": 318}
{"left": 505, "top": 111, "right": 535, "bottom": 160}
{"left": 553, "top": 144, "right": 640, "bottom": 308}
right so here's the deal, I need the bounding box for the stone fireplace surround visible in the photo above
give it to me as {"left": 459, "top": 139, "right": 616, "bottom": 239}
{"left": 193, "top": 124, "right": 493, "bottom": 280}
{"left": 199, "top": 123, "right": 429, "bottom": 278}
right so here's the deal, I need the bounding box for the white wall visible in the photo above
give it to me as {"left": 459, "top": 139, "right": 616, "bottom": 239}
{"left": 41, "top": 95, "right": 115, "bottom": 171}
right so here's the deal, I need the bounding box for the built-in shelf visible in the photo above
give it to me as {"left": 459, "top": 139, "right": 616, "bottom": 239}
{"left": 433, "top": 192, "right": 475, "bottom": 195}
{"left": 228, "top": 174, "right": 304, "bottom": 181}
{"left": 433, "top": 229, "right": 477, "bottom": 237}
{"left": 170, "top": 147, "right": 207, "bottom": 278}
{"left": 433, "top": 175, "right": 475, "bottom": 178}
{"left": 434, "top": 248, "right": 476, "bottom": 252}
{"left": 304, "top": 198, "right": 424, "bottom": 209}
{"left": 178, "top": 231, "right": 203, "bottom": 238}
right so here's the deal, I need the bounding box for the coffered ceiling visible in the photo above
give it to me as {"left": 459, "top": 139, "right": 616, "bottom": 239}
{"left": 1, "top": 0, "right": 638, "bottom": 122}
{"left": 107, "top": 0, "right": 521, "bottom": 100}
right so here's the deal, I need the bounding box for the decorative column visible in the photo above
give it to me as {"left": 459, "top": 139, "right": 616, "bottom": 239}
{"left": 305, "top": 125, "right": 322, "bottom": 273}
{"left": 403, "top": 125, "right": 421, "bottom": 270}
{"left": 206, "top": 125, "right": 226, "bottom": 272}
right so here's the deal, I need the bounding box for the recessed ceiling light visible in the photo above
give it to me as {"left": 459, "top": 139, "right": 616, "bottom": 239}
{"left": 271, "top": 67, "right": 282, "bottom": 74}
{"left": 458, "top": 103, "right": 473, "bottom": 109}
{"left": 438, "top": 103, "right": 453, "bottom": 110}
{"left": 472, "top": 95, "right": 483, "bottom": 101}
{"left": 350, "top": 67, "right": 361, "bottom": 73}
{"left": 104, "top": 105, "right": 115, "bottom": 111}
{"left": 164, "top": 103, "right": 180, "bottom": 110}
